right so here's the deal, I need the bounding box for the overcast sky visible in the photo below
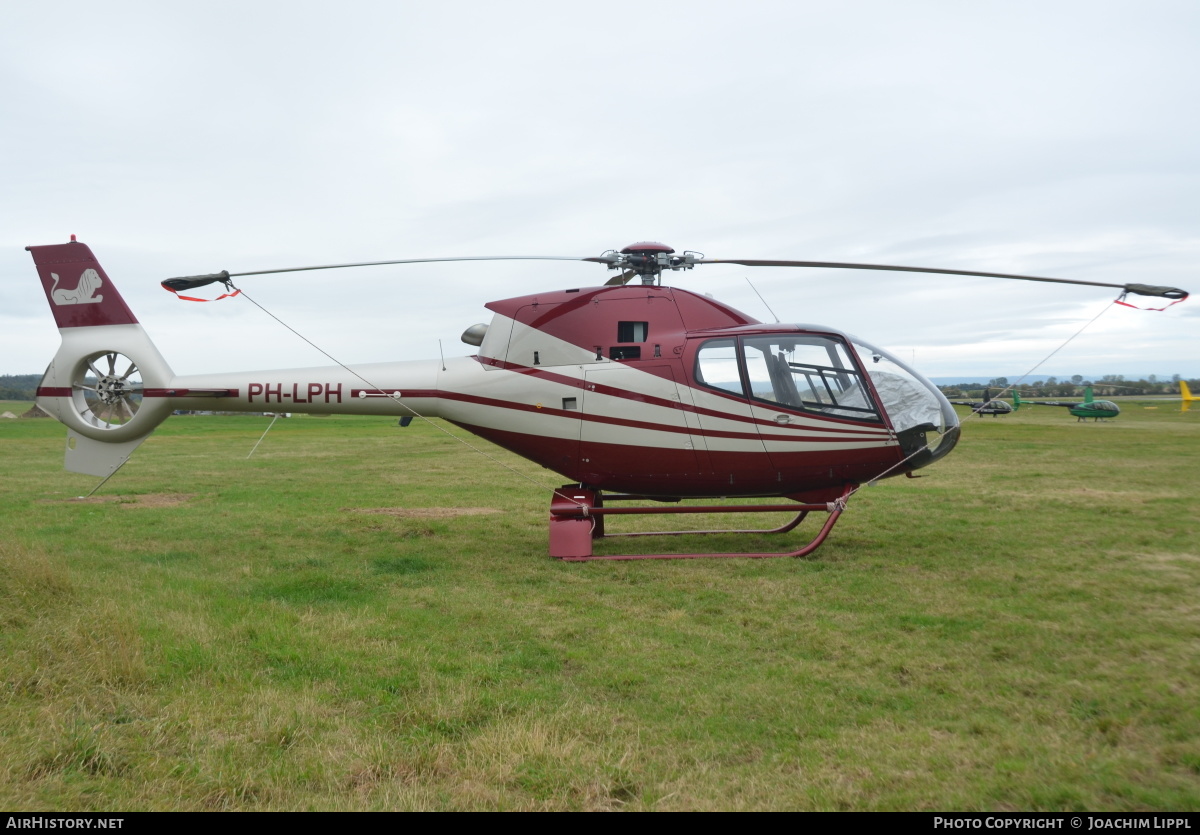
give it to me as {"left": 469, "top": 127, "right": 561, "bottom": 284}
{"left": 2, "top": 1, "right": 1196, "bottom": 382}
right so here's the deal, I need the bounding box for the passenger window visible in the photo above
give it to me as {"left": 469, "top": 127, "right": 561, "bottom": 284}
{"left": 695, "top": 339, "right": 744, "bottom": 396}
{"left": 742, "top": 335, "right": 881, "bottom": 421}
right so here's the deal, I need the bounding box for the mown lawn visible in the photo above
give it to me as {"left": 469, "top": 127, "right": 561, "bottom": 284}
{"left": 2, "top": 400, "right": 1198, "bottom": 810}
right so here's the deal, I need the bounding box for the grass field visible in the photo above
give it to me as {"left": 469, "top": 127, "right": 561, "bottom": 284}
{"left": 1, "top": 399, "right": 1198, "bottom": 811}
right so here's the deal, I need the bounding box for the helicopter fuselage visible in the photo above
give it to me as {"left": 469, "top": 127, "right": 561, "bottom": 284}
{"left": 156, "top": 284, "right": 960, "bottom": 499}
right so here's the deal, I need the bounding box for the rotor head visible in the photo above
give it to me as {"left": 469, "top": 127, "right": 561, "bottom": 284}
{"left": 595, "top": 242, "right": 702, "bottom": 285}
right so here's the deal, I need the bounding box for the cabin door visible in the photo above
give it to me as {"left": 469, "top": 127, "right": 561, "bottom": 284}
{"left": 578, "top": 365, "right": 701, "bottom": 492}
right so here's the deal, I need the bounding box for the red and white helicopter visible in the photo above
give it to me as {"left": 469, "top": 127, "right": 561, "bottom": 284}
{"left": 27, "top": 239, "right": 1188, "bottom": 561}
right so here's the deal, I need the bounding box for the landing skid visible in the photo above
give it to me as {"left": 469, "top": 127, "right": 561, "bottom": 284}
{"left": 548, "top": 485, "right": 853, "bottom": 561}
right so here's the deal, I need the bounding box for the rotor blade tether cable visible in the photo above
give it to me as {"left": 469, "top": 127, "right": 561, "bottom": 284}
{"left": 232, "top": 286, "right": 590, "bottom": 511}
{"left": 850, "top": 294, "right": 1134, "bottom": 497}
{"left": 76, "top": 457, "right": 133, "bottom": 500}
{"left": 247, "top": 412, "right": 281, "bottom": 459}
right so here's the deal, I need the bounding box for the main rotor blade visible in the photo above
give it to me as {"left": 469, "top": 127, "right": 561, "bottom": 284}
{"left": 164, "top": 249, "right": 1188, "bottom": 301}
{"left": 163, "top": 255, "right": 611, "bottom": 288}
{"left": 697, "top": 258, "right": 1188, "bottom": 299}
{"left": 228, "top": 255, "right": 603, "bottom": 278}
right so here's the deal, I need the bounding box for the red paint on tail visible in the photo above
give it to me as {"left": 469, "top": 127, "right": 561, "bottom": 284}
{"left": 26, "top": 240, "right": 138, "bottom": 328}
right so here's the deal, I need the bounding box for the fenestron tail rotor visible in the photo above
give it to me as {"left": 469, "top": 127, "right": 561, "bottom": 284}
{"left": 74, "top": 350, "right": 144, "bottom": 430}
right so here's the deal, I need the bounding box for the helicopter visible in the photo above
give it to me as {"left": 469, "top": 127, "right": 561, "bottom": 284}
{"left": 27, "top": 239, "right": 1188, "bottom": 561}
{"left": 1013, "top": 387, "right": 1121, "bottom": 421}
{"left": 949, "top": 388, "right": 1015, "bottom": 417}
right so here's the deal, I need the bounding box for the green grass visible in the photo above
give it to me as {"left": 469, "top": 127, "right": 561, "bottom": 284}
{"left": 1, "top": 399, "right": 1198, "bottom": 810}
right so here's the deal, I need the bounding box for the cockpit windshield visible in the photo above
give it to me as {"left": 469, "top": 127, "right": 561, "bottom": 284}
{"left": 693, "top": 331, "right": 961, "bottom": 470}
{"left": 740, "top": 335, "right": 881, "bottom": 422}
{"left": 847, "top": 335, "right": 960, "bottom": 467}
{"left": 845, "top": 338, "right": 955, "bottom": 432}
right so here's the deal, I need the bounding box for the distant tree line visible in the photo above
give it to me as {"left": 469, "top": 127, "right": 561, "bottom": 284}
{"left": 938, "top": 374, "right": 1198, "bottom": 399}
{"left": 0, "top": 374, "right": 41, "bottom": 400}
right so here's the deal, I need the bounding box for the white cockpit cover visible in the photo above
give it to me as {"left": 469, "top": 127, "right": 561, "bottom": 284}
{"left": 865, "top": 368, "right": 944, "bottom": 433}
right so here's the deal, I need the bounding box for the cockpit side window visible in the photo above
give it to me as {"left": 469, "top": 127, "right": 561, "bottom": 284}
{"left": 742, "top": 335, "right": 881, "bottom": 422}
{"left": 694, "top": 339, "right": 744, "bottom": 396}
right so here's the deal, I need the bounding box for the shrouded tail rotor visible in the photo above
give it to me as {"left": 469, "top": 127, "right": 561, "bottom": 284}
{"left": 73, "top": 350, "right": 145, "bottom": 430}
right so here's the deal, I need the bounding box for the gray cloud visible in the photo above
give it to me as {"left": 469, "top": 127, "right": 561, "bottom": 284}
{"left": 2, "top": 1, "right": 1196, "bottom": 380}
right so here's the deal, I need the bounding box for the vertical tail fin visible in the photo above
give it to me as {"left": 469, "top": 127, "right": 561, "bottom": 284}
{"left": 29, "top": 239, "right": 175, "bottom": 476}
{"left": 1182, "top": 381, "right": 1196, "bottom": 413}
{"left": 28, "top": 239, "right": 140, "bottom": 329}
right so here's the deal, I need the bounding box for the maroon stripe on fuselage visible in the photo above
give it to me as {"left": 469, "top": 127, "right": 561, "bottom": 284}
{"left": 470, "top": 357, "right": 890, "bottom": 438}
{"left": 141, "top": 388, "right": 241, "bottom": 398}
{"left": 434, "top": 387, "right": 889, "bottom": 445}
{"left": 38, "top": 387, "right": 243, "bottom": 399}
{"left": 524, "top": 290, "right": 611, "bottom": 329}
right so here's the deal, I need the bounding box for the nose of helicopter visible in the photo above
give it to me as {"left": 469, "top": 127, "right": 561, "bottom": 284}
{"left": 848, "top": 337, "right": 960, "bottom": 470}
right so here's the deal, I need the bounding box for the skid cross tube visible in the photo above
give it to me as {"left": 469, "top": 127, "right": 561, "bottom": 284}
{"left": 548, "top": 486, "right": 853, "bottom": 561}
